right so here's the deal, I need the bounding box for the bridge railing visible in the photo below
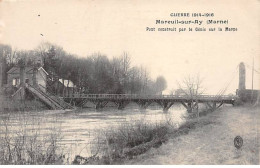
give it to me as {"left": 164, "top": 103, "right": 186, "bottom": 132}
{"left": 63, "top": 94, "right": 237, "bottom": 100}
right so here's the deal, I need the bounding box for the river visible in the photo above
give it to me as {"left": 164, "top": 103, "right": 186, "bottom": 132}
{"left": 0, "top": 103, "right": 187, "bottom": 161}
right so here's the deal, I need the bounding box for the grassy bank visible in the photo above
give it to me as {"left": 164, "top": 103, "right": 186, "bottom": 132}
{"left": 124, "top": 105, "right": 259, "bottom": 165}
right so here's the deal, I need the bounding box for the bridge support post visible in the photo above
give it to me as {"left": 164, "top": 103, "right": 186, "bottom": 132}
{"left": 135, "top": 100, "right": 152, "bottom": 109}
{"left": 193, "top": 101, "right": 199, "bottom": 113}
{"left": 187, "top": 102, "right": 193, "bottom": 113}
{"left": 216, "top": 102, "right": 223, "bottom": 109}
{"left": 213, "top": 102, "right": 216, "bottom": 109}
{"left": 94, "top": 100, "right": 108, "bottom": 110}
{"left": 156, "top": 100, "right": 174, "bottom": 112}
{"left": 163, "top": 102, "right": 174, "bottom": 112}
{"left": 77, "top": 99, "right": 88, "bottom": 107}
{"left": 114, "top": 100, "right": 130, "bottom": 110}
{"left": 180, "top": 101, "right": 193, "bottom": 113}
{"left": 205, "top": 102, "right": 213, "bottom": 111}
{"left": 205, "top": 102, "right": 219, "bottom": 111}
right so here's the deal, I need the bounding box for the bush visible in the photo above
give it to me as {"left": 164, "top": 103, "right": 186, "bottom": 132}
{"left": 73, "top": 114, "right": 217, "bottom": 165}
{"left": 71, "top": 121, "right": 172, "bottom": 164}
{"left": 0, "top": 116, "right": 65, "bottom": 165}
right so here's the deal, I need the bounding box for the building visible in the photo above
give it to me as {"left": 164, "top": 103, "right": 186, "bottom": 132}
{"left": 236, "top": 89, "right": 260, "bottom": 102}
{"left": 7, "top": 66, "right": 48, "bottom": 92}
{"left": 175, "top": 89, "right": 187, "bottom": 96}
{"left": 47, "top": 78, "right": 75, "bottom": 96}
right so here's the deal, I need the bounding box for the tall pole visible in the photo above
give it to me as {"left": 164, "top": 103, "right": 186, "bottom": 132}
{"left": 251, "top": 57, "right": 254, "bottom": 103}
{"left": 252, "top": 57, "right": 254, "bottom": 91}
{"left": 0, "top": 58, "right": 2, "bottom": 88}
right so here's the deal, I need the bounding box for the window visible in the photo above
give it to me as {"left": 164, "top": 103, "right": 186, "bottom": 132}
{"left": 12, "top": 78, "right": 16, "bottom": 86}
{"left": 12, "top": 78, "right": 20, "bottom": 86}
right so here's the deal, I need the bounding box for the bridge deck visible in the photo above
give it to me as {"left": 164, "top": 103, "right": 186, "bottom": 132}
{"left": 63, "top": 94, "right": 237, "bottom": 102}
{"left": 63, "top": 94, "right": 237, "bottom": 110}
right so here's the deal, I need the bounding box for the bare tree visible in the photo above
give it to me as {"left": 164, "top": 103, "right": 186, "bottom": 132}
{"left": 0, "top": 44, "right": 18, "bottom": 66}
{"left": 177, "top": 74, "right": 205, "bottom": 114}
{"left": 121, "top": 51, "right": 131, "bottom": 77}
{"left": 120, "top": 52, "right": 131, "bottom": 93}
{"left": 139, "top": 66, "right": 150, "bottom": 94}
{"left": 178, "top": 74, "right": 204, "bottom": 97}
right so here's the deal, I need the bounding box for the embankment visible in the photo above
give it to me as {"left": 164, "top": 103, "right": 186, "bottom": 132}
{"left": 125, "top": 106, "right": 259, "bottom": 165}
{"left": 0, "top": 96, "right": 47, "bottom": 112}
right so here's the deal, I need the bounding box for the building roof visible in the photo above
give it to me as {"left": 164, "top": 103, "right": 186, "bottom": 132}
{"left": 58, "top": 79, "right": 74, "bottom": 87}
{"left": 7, "top": 66, "right": 48, "bottom": 75}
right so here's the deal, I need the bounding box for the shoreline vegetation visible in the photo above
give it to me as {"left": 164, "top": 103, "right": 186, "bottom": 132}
{"left": 0, "top": 98, "right": 48, "bottom": 112}
{"left": 72, "top": 111, "right": 217, "bottom": 164}
{"left": 0, "top": 113, "right": 65, "bottom": 164}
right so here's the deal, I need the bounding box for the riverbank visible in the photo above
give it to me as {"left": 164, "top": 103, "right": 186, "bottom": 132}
{"left": 124, "top": 105, "right": 259, "bottom": 164}
{"left": 0, "top": 95, "right": 48, "bottom": 112}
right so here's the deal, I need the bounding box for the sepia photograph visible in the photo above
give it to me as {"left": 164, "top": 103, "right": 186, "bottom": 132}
{"left": 0, "top": 0, "right": 259, "bottom": 165}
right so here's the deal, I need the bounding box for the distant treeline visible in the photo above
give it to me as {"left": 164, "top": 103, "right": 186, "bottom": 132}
{"left": 0, "top": 43, "right": 167, "bottom": 94}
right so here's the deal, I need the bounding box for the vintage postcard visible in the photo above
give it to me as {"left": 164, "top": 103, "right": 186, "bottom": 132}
{"left": 0, "top": 0, "right": 259, "bottom": 165}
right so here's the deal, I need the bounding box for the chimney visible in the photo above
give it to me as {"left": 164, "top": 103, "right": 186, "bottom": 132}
{"left": 20, "top": 65, "right": 25, "bottom": 87}
{"left": 33, "top": 66, "right": 38, "bottom": 86}
{"left": 19, "top": 64, "right": 26, "bottom": 99}
{"left": 239, "top": 62, "right": 246, "bottom": 90}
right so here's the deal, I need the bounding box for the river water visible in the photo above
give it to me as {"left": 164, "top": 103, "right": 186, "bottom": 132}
{"left": 0, "top": 103, "right": 187, "bottom": 161}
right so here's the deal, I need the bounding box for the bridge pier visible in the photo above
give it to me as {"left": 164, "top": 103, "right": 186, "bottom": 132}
{"left": 205, "top": 102, "right": 215, "bottom": 111}
{"left": 156, "top": 100, "right": 174, "bottom": 112}
{"left": 217, "top": 102, "right": 223, "bottom": 109}
{"left": 193, "top": 101, "right": 199, "bottom": 112}
{"left": 163, "top": 102, "right": 174, "bottom": 112}
{"left": 188, "top": 102, "right": 193, "bottom": 113}
{"left": 213, "top": 102, "right": 216, "bottom": 109}
{"left": 205, "top": 102, "right": 223, "bottom": 111}
{"left": 181, "top": 102, "right": 191, "bottom": 113}
{"left": 135, "top": 100, "right": 152, "bottom": 109}
{"left": 77, "top": 99, "right": 88, "bottom": 107}
{"left": 93, "top": 100, "right": 108, "bottom": 109}
{"left": 114, "top": 100, "right": 130, "bottom": 110}
{"left": 180, "top": 101, "right": 198, "bottom": 113}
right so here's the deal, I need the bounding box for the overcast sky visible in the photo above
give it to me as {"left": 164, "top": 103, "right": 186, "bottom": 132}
{"left": 0, "top": 0, "right": 259, "bottom": 94}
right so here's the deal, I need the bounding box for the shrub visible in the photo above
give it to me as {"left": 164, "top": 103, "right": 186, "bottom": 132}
{"left": 0, "top": 116, "right": 65, "bottom": 165}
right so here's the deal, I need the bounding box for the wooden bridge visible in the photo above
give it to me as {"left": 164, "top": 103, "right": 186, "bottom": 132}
{"left": 13, "top": 84, "right": 237, "bottom": 112}
{"left": 63, "top": 94, "right": 237, "bottom": 112}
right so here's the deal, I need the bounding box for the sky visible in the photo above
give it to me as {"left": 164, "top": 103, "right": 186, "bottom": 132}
{"left": 0, "top": 0, "right": 259, "bottom": 94}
